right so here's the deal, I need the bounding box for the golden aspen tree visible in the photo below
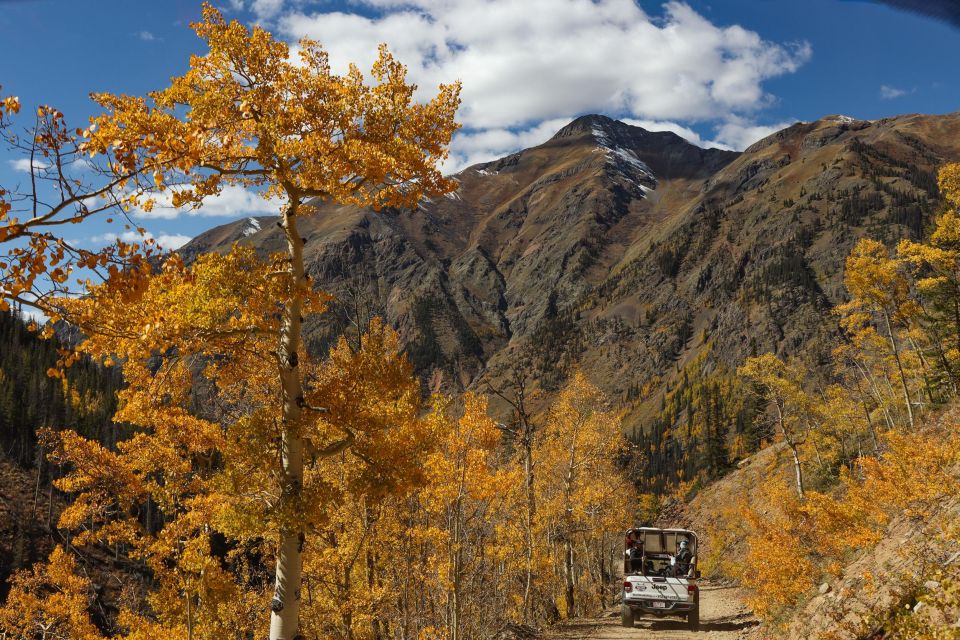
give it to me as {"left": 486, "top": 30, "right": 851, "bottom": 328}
{"left": 44, "top": 247, "right": 303, "bottom": 639}
{"left": 731, "top": 166, "right": 960, "bottom": 627}
{"left": 738, "top": 354, "right": 808, "bottom": 498}
{"left": 534, "top": 371, "right": 629, "bottom": 619}
{"left": 297, "top": 321, "right": 439, "bottom": 640}
{"left": 297, "top": 389, "right": 522, "bottom": 640}
{"left": 839, "top": 239, "right": 921, "bottom": 427}
{"left": 833, "top": 333, "right": 901, "bottom": 433}
{"left": 417, "top": 394, "right": 516, "bottom": 640}
{"left": 939, "top": 163, "right": 960, "bottom": 205}
{"left": 576, "top": 477, "right": 631, "bottom": 612}
{"left": 898, "top": 163, "right": 960, "bottom": 390}
{"left": 487, "top": 368, "right": 540, "bottom": 624}
{"left": 77, "top": 6, "right": 460, "bottom": 638}
{"left": 737, "top": 426, "right": 960, "bottom": 621}
{"left": 30, "top": 249, "right": 448, "bottom": 639}
{"left": 736, "top": 480, "right": 816, "bottom": 619}
{"left": 814, "top": 383, "right": 870, "bottom": 469}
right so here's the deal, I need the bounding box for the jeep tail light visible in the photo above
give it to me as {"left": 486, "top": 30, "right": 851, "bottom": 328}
{"left": 687, "top": 584, "right": 698, "bottom": 595}
{"left": 623, "top": 581, "right": 632, "bottom": 592}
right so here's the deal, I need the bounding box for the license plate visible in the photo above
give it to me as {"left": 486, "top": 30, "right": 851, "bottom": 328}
{"left": 652, "top": 601, "right": 666, "bottom": 609}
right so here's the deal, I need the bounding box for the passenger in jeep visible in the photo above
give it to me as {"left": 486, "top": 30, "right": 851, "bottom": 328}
{"left": 628, "top": 541, "right": 644, "bottom": 573}
{"left": 675, "top": 539, "right": 693, "bottom": 577}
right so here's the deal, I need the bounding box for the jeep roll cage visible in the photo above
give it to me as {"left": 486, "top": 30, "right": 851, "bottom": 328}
{"left": 623, "top": 527, "right": 699, "bottom": 577}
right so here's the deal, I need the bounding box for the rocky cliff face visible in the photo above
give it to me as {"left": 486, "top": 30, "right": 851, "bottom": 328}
{"left": 181, "top": 111, "right": 960, "bottom": 430}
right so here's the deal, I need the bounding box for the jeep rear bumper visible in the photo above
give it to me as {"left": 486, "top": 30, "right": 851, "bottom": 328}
{"left": 625, "top": 599, "right": 694, "bottom": 615}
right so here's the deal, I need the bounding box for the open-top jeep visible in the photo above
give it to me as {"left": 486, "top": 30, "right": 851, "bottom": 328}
{"left": 621, "top": 527, "right": 701, "bottom": 631}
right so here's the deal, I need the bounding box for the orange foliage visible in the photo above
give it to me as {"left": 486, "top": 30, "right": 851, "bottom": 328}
{"left": 0, "top": 547, "right": 107, "bottom": 640}
{"left": 736, "top": 427, "right": 960, "bottom": 623}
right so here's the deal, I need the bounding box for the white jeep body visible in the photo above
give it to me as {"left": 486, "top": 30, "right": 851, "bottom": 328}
{"left": 623, "top": 574, "right": 696, "bottom": 615}
{"left": 621, "top": 527, "right": 700, "bottom": 630}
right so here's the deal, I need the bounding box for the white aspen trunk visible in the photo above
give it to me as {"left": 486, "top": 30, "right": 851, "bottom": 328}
{"left": 852, "top": 376, "right": 881, "bottom": 455}
{"left": 853, "top": 358, "right": 896, "bottom": 431}
{"left": 451, "top": 533, "right": 461, "bottom": 640}
{"left": 31, "top": 449, "right": 41, "bottom": 520}
{"left": 906, "top": 334, "right": 935, "bottom": 406}
{"left": 270, "top": 203, "right": 307, "bottom": 640}
{"left": 186, "top": 590, "right": 194, "bottom": 640}
{"left": 805, "top": 421, "right": 824, "bottom": 470}
{"left": 447, "top": 426, "right": 467, "bottom": 640}
{"left": 367, "top": 547, "right": 383, "bottom": 640}
{"left": 883, "top": 310, "right": 914, "bottom": 428}
{"left": 952, "top": 294, "right": 960, "bottom": 374}
{"left": 522, "top": 433, "right": 535, "bottom": 624}
{"left": 929, "top": 328, "right": 958, "bottom": 395}
{"left": 790, "top": 445, "right": 804, "bottom": 499}
{"left": 774, "top": 400, "right": 804, "bottom": 499}
{"left": 563, "top": 537, "right": 575, "bottom": 618}
{"left": 445, "top": 502, "right": 461, "bottom": 640}
{"left": 342, "top": 563, "right": 354, "bottom": 640}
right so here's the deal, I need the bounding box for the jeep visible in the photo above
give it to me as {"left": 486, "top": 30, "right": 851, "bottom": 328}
{"left": 621, "top": 527, "right": 700, "bottom": 631}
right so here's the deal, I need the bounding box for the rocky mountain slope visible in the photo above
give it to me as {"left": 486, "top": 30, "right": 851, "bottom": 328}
{"left": 181, "top": 111, "right": 960, "bottom": 435}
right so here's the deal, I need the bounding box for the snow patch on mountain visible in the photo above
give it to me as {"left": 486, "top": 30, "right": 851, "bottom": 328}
{"left": 242, "top": 217, "right": 262, "bottom": 237}
{"left": 608, "top": 147, "right": 652, "bottom": 176}
{"left": 591, "top": 125, "right": 611, "bottom": 146}
{"left": 589, "top": 123, "right": 657, "bottom": 190}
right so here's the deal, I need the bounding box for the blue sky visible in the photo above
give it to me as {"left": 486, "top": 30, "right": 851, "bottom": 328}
{"left": 1, "top": 0, "right": 958, "bottom": 251}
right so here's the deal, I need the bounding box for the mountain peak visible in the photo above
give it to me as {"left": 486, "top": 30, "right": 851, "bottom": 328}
{"left": 544, "top": 113, "right": 738, "bottom": 181}
{"left": 551, "top": 114, "right": 633, "bottom": 142}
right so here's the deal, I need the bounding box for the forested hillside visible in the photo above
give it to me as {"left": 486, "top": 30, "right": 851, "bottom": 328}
{"left": 654, "top": 164, "right": 960, "bottom": 637}
{"left": 0, "top": 309, "right": 121, "bottom": 466}
{"left": 0, "top": 309, "right": 122, "bottom": 606}
{"left": 185, "top": 111, "right": 960, "bottom": 494}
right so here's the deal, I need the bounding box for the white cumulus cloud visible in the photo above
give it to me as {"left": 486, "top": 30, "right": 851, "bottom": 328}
{"left": 272, "top": 0, "right": 809, "bottom": 165}
{"left": 713, "top": 117, "right": 797, "bottom": 151}
{"left": 134, "top": 184, "right": 280, "bottom": 220}
{"left": 621, "top": 119, "right": 734, "bottom": 150}
{"left": 90, "top": 231, "right": 193, "bottom": 250}
{"left": 8, "top": 158, "right": 49, "bottom": 173}
{"left": 155, "top": 233, "right": 193, "bottom": 250}
{"left": 231, "top": 0, "right": 292, "bottom": 20}
{"left": 448, "top": 117, "right": 575, "bottom": 171}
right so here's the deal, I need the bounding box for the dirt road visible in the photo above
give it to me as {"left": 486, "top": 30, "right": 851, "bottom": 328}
{"left": 545, "top": 583, "right": 758, "bottom": 639}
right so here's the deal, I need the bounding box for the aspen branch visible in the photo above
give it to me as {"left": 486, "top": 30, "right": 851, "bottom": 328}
{"left": 296, "top": 397, "right": 328, "bottom": 414}
{"left": 314, "top": 427, "right": 355, "bottom": 458}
